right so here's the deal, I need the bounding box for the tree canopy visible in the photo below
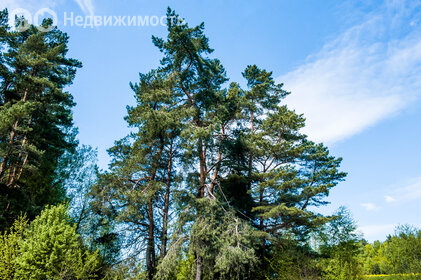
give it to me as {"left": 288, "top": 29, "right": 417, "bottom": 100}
{"left": 0, "top": 10, "right": 81, "bottom": 230}
{"left": 89, "top": 8, "right": 346, "bottom": 280}
{"left": 1, "top": 6, "right": 418, "bottom": 280}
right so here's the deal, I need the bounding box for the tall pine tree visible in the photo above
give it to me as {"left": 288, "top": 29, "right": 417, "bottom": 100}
{"left": 91, "top": 8, "right": 346, "bottom": 280}
{"left": 0, "top": 10, "right": 81, "bottom": 229}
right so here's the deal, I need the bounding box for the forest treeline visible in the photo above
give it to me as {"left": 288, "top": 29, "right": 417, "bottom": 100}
{"left": 0, "top": 8, "right": 420, "bottom": 280}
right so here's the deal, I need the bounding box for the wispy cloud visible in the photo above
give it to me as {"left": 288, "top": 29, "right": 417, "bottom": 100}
{"left": 0, "top": 0, "right": 58, "bottom": 12}
{"left": 0, "top": 0, "right": 59, "bottom": 29}
{"left": 279, "top": 0, "right": 421, "bottom": 144}
{"left": 361, "top": 202, "right": 380, "bottom": 211}
{"left": 386, "top": 175, "right": 421, "bottom": 203}
{"left": 385, "top": 195, "right": 396, "bottom": 203}
{"left": 359, "top": 224, "right": 395, "bottom": 241}
{"left": 74, "top": 0, "right": 95, "bottom": 17}
{"left": 1, "top": 0, "right": 96, "bottom": 22}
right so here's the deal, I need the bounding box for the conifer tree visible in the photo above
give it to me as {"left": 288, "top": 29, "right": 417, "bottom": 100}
{"left": 239, "top": 65, "right": 346, "bottom": 238}
{"left": 92, "top": 8, "right": 346, "bottom": 280}
{"left": 151, "top": 9, "right": 230, "bottom": 200}
{"left": 91, "top": 69, "right": 182, "bottom": 279}
{"left": 0, "top": 10, "right": 81, "bottom": 229}
{"left": 151, "top": 10, "right": 256, "bottom": 279}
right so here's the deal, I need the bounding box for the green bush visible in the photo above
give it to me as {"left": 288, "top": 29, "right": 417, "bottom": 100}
{"left": 261, "top": 238, "right": 320, "bottom": 280}
{"left": 12, "top": 204, "right": 101, "bottom": 280}
{"left": 0, "top": 216, "right": 27, "bottom": 279}
{"left": 319, "top": 240, "right": 363, "bottom": 280}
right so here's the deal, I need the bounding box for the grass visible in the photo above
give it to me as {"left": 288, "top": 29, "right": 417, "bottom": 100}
{"left": 363, "top": 274, "right": 421, "bottom": 280}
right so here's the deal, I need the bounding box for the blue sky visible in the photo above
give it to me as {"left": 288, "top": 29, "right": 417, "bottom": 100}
{"left": 2, "top": 0, "right": 421, "bottom": 242}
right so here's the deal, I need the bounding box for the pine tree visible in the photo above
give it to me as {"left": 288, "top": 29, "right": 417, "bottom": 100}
{"left": 0, "top": 10, "right": 81, "bottom": 230}
{"left": 151, "top": 8, "right": 229, "bottom": 199}
{"left": 91, "top": 68, "right": 182, "bottom": 279}
{"left": 154, "top": 11, "right": 256, "bottom": 279}
{"left": 91, "top": 8, "right": 346, "bottom": 279}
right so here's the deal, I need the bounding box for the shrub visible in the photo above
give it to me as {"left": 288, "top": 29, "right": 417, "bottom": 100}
{"left": 0, "top": 216, "right": 27, "bottom": 279}
{"left": 14, "top": 204, "right": 101, "bottom": 280}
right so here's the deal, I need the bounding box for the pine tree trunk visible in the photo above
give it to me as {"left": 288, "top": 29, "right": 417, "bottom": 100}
{"left": 15, "top": 152, "right": 28, "bottom": 182}
{"left": 198, "top": 138, "right": 206, "bottom": 198}
{"left": 209, "top": 125, "right": 224, "bottom": 194}
{"left": 247, "top": 108, "right": 255, "bottom": 202}
{"left": 146, "top": 197, "right": 156, "bottom": 280}
{"left": 259, "top": 189, "right": 264, "bottom": 231}
{"left": 247, "top": 109, "right": 254, "bottom": 182}
{"left": 0, "top": 129, "right": 15, "bottom": 182}
{"left": 195, "top": 254, "right": 202, "bottom": 280}
{"left": 0, "top": 89, "right": 29, "bottom": 185}
{"left": 259, "top": 185, "right": 265, "bottom": 259}
{"left": 160, "top": 142, "right": 173, "bottom": 259}
{"left": 9, "top": 115, "right": 32, "bottom": 186}
{"left": 195, "top": 140, "right": 205, "bottom": 279}
{"left": 146, "top": 143, "right": 164, "bottom": 279}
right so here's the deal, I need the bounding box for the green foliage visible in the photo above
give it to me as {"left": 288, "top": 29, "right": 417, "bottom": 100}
{"left": 89, "top": 8, "right": 347, "bottom": 279}
{"left": 190, "top": 199, "right": 259, "bottom": 279}
{"left": 155, "top": 198, "right": 259, "bottom": 280}
{"left": 319, "top": 242, "right": 363, "bottom": 280}
{"left": 363, "top": 241, "right": 389, "bottom": 275}
{"left": 262, "top": 238, "right": 319, "bottom": 280}
{"left": 1, "top": 6, "right": 420, "bottom": 280}
{"left": 90, "top": 61, "right": 183, "bottom": 278}
{"left": 363, "top": 275, "right": 421, "bottom": 280}
{"left": 13, "top": 204, "right": 101, "bottom": 280}
{"left": 317, "top": 207, "right": 364, "bottom": 280}
{"left": 101, "top": 261, "right": 145, "bottom": 280}
{"left": 0, "top": 216, "right": 27, "bottom": 279}
{"left": 0, "top": 9, "right": 81, "bottom": 230}
{"left": 383, "top": 225, "right": 421, "bottom": 275}
{"left": 175, "top": 255, "right": 195, "bottom": 280}
{"left": 361, "top": 225, "right": 421, "bottom": 278}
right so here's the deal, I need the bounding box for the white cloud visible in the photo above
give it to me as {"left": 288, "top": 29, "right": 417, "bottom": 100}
{"left": 387, "top": 175, "right": 421, "bottom": 203}
{"left": 361, "top": 202, "right": 379, "bottom": 211}
{"left": 0, "top": 0, "right": 58, "bottom": 12}
{"left": 359, "top": 224, "right": 395, "bottom": 241}
{"left": 385, "top": 195, "right": 396, "bottom": 203}
{"left": 0, "top": 0, "right": 59, "bottom": 30}
{"left": 0, "top": 0, "right": 95, "bottom": 16}
{"left": 0, "top": 0, "right": 96, "bottom": 28}
{"left": 74, "top": 0, "right": 95, "bottom": 17}
{"left": 279, "top": 0, "right": 421, "bottom": 144}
